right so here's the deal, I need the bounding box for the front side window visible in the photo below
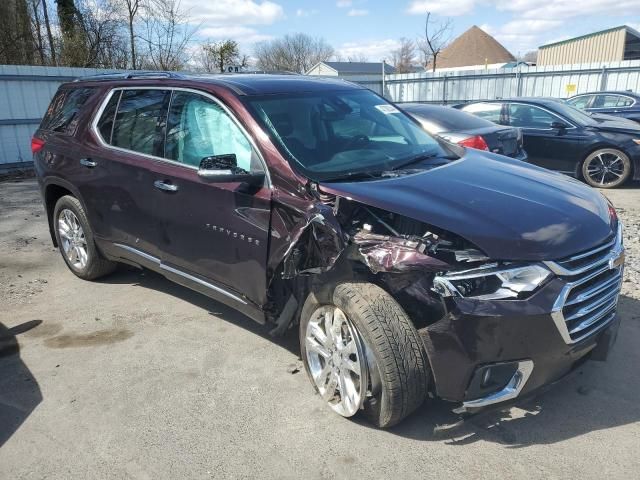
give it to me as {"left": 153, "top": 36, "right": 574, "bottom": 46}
{"left": 246, "top": 89, "right": 452, "bottom": 181}
{"left": 111, "top": 89, "right": 170, "bottom": 156}
{"left": 566, "top": 95, "right": 593, "bottom": 110}
{"left": 461, "top": 103, "right": 503, "bottom": 123}
{"left": 507, "top": 104, "right": 556, "bottom": 129}
{"left": 165, "top": 92, "right": 255, "bottom": 170}
{"left": 41, "top": 88, "right": 94, "bottom": 134}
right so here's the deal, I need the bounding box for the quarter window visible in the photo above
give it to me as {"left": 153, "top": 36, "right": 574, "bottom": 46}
{"left": 165, "top": 91, "right": 256, "bottom": 170}
{"left": 111, "top": 89, "right": 171, "bottom": 156}
{"left": 41, "top": 88, "right": 94, "bottom": 134}
{"left": 507, "top": 104, "right": 556, "bottom": 129}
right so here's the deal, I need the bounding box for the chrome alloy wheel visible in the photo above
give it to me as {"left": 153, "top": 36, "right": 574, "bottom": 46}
{"left": 585, "top": 150, "right": 627, "bottom": 186}
{"left": 58, "top": 209, "right": 88, "bottom": 269}
{"left": 305, "top": 306, "right": 368, "bottom": 417}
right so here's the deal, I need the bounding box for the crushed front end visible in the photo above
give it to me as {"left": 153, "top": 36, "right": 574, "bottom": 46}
{"left": 310, "top": 192, "right": 625, "bottom": 413}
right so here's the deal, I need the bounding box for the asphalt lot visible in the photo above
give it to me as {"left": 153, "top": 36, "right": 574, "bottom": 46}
{"left": 1, "top": 177, "right": 639, "bottom": 479}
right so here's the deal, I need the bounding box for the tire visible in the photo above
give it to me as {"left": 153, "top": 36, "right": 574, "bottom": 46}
{"left": 300, "top": 282, "right": 430, "bottom": 428}
{"left": 53, "top": 195, "right": 117, "bottom": 280}
{"left": 581, "top": 148, "right": 631, "bottom": 188}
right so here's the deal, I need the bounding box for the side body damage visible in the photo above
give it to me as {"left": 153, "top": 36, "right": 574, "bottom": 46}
{"left": 264, "top": 183, "right": 490, "bottom": 401}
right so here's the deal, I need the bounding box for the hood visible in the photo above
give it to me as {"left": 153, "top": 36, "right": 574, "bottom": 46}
{"left": 321, "top": 151, "right": 614, "bottom": 261}
{"left": 590, "top": 117, "right": 640, "bottom": 135}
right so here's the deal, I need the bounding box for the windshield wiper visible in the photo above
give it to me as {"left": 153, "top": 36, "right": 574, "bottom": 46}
{"left": 390, "top": 152, "right": 457, "bottom": 171}
{"left": 321, "top": 170, "right": 387, "bottom": 182}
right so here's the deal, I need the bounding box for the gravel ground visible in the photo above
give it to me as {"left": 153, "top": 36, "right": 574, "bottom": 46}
{"left": 1, "top": 178, "right": 639, "bottom": 480}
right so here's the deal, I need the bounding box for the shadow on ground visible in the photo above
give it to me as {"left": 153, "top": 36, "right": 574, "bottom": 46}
{"left": 97, "top": 266, "right": 301, "bottom": 357}
{"left": 98, "top": 266, "right": 640, "bottom": 449}
{"left": 0, "top": 321, "right": 43, "bottom": 447}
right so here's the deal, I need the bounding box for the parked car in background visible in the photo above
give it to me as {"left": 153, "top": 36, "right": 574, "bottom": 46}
{"left": 457, "top": 98, "right": 640, "bottom": 188}
{"left": 34, "top": 74, "right": 624, "bottom": 428}
{"left": 567, "top": 91, "right": 640, "bottom": 124}
{"left": 401, "top": 103, "right": 527, "bottom": 161}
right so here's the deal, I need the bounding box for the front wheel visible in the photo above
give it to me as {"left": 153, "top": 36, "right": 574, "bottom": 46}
{"left": 300, "top": 282, "right": 430, "bottom": 428}
{"left": 582, "top": 148, "right": 631, "bottom": 188}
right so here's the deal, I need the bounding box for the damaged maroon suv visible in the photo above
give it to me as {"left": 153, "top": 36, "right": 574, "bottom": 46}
{"left": 34, "top": 72, "right": 625, "bottom": 427}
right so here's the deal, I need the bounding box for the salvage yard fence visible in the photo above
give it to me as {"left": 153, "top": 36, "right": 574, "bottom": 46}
{"left": 348, "top": 59, "right": 640, "bottom": 104}
{"left": 0, "top": 65, "right": 121, "bottom": 172}
{"left": 1, "top": 61, "right": 640, "bottom": 171}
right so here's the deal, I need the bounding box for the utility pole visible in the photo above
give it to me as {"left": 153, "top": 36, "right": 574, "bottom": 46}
{"left": 381, "top": 59, "right": 386, "bottom": 99}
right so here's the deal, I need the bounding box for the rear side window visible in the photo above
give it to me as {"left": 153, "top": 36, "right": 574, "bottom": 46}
{"left": 111, "top": 89, "right": 170, "bottom": 156}
{"left": 462, "top": 103, "right": 503, "bottom": 124}
{"left": 410, "top": 106, "right": 495, "bottom": 131}
{"left": 96, "top": 91, "right": 121, "bottom": 143}
{"left": 507, "top": 104, "right": 556, "bottom": 129}
{"left": 41, "top": 88, "right": 94, "bottom": 134}
{"left": 566, "top": 95, "right": 593, "bottom": 109}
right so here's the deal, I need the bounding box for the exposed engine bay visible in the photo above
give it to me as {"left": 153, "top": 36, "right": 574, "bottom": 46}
{"left": 266, "top": 185, "right": 493, "bottom": 332}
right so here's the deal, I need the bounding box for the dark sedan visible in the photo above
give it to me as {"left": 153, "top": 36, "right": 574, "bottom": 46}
{"left": 458, "top": 98, "right": 640, "bottom": 188}
{"left": 567, "top": 91, "right": 640, "bottom": 124}
{"left": 402, "top": 103, "right": 527, "bottom": 160}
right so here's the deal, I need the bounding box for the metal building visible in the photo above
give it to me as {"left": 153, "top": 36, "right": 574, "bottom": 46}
{"left": 538, "top": 25, "right": 640, "bottom": 66}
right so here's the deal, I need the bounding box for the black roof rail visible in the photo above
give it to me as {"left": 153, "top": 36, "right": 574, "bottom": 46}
{"left": 74, "top": 71, "right": 184, "bottom": 82}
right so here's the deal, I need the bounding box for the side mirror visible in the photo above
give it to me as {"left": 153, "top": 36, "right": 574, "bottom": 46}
{"left": 197, "top": 154, "right": 264, "bottom": 186}
{"left": 551, "top": 120, "right": 568, "bottom": 130}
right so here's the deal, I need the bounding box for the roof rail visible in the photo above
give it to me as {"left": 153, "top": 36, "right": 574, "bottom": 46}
{"left": 74, "top": 71, "right": 184, "bottom": 82}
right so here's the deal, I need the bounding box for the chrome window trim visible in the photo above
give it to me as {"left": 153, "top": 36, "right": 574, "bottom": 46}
{"left": 113, "top": 243, "right": 247, "bottom": 305}
{"left": 504, "top": 101, "right": 577, "bottom": 131}
{"left": 589, "top": 93, "right": 636, "bottom": 110}
{"left": 90, "top": 85, "right": 272, "bottom": 187}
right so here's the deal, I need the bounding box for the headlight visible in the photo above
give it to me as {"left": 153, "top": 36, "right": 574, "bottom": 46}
{"left": 433, "top": 264, "right": 551, "bottom": 300}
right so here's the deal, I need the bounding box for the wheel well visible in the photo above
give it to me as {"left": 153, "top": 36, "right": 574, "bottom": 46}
{"left": 44, "top": 184, "right": 74, "bottom": 247}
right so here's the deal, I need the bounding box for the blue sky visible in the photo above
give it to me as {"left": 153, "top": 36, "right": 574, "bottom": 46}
{"left": 182, "top": 0, "right": 640, "bottom": 61}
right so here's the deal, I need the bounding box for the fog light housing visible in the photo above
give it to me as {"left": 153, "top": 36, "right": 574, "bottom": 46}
{"left": 465, "top": 362, "right": 520, "bottom": 401}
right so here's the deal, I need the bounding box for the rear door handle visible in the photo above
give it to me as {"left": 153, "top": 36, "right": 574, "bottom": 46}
{"left": 154, "top": 180, "right": 178, "bottom": 192}
{"left": 80, "top": 158, "right": 97, "bottom": 168}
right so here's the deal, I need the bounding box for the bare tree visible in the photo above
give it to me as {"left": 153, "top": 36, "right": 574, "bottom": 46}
{"left": 139, "top": 0, "right": 196, "bottom": 70}
{"left": 391, "top": 37, "right": 416, "bottom": 74}
{"left": 522, "top": 50, "right": 538, "bottom": 64}
{"left": 0, "top": 0, "right": 36, "bottom": 65}
{"left": 417, "top": 12, "right": 452, "bottom": 72}
{"left": 29, "top": 0, "right": 46, "bottom": 64}
{"left": 347, "top": 53, "right": 369, "bottom": 62}
{"left": 115, "top": 0, "right": 141, "bottom": 69}
{"left": 254, "top": 33, "right": 334, "bottom": 73}
{"left": 196, "top": 39, "right": 247, "bottom": 73}
{"left": 42, "top": 0, "right": 56, "bottom": 64}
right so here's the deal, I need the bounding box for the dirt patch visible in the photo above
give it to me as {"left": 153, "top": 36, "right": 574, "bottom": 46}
{"left": 44, "top": 328, "right": 133, "bottom": 348}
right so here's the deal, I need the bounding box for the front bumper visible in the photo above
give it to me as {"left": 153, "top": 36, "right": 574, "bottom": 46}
{"left": 419, "top": 227, "right": 624, "bottom": 408}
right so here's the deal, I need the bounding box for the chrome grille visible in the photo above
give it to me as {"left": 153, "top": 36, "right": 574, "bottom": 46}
{"left": 546, "top": 224, "right": 624, "bottom": 344}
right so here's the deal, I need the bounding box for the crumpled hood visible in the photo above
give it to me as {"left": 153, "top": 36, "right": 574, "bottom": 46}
{"left": 321, "top": 151, "right": 614, "bottom": 261}
{"left": 591, "top": 117, "right": 640, "bottom": 135}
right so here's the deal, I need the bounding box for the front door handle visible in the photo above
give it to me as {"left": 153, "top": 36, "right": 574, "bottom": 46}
{"left": 80, "top": 158, "right": 97, "bottom": 168}
{"left": 154, "top": 180, "right": 178, "bottom": 192}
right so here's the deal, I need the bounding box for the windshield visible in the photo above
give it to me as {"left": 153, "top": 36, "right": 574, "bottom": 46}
{"left": 551, "top": 101, "right": 598, "bottom": 126}
{"left": 245, "top": 89, "right": 456, "bottom": 181}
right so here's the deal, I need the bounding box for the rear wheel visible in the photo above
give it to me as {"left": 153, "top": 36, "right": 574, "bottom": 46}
{"left": 582, "top": 148, "right": 631, "bottom": 188}
{"left": 53, "top": 195, "right": 117, "bottom": 280}
{"left": 300, "top": 282, "right": 430, "bottom": 428}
